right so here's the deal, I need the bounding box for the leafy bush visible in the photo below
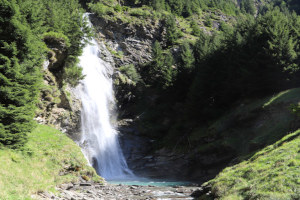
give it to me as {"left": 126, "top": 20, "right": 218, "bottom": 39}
{"left": 190, "top": 20, "right": 201, "bottom": 36}
{"left": 119, "top": 64, "right": 141, "bottom": 84}
{"left": 88, "top": 2, "right": 115, "bottom": 16}
{"left": 114, "top": 4, "right": 122, "bottom": 12}
{"left": 63, "top": 57, "right": 85, "bottom": 87}
{"left": 43, "top": 31, "right": 71, "bottom": 47}
{"left": 129, "top": 8, "right": 151, "bottom": 17}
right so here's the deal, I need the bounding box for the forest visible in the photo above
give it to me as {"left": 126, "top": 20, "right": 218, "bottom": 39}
{"left": 0, "top": 0, "right": 90, "bottom": 148}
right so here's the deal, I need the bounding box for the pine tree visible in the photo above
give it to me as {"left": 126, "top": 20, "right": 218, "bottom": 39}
{"left": 0, "top": 0, "right": 43, "bottom": 148}
{"left": 152, "top": 40, "right": 163, "bottom": 65}
{"left": 165, "top": 14, "right": 179, "bottom": 46}
{"left": 241, "top": 0, "right": 256, "bottom": 15}
{"left": 151, "top": 41, "right": 176, "bottom": 89}
{"left": 180, "top": 41, "right": 194, "bottom": 73}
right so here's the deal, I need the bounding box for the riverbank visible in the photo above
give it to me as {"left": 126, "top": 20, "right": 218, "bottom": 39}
{"left": 36, "top": 182, "right": 201, "bottom": 199}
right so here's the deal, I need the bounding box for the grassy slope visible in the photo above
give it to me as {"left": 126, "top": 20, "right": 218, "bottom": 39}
{"left": 0, "top": 124, "right": 103, "bottom": 200}
{"left": 189, "top": 88, "right": 300, "bottom": 158}
{"left": 201, "top": 129, "right": 300, "bottom": 200}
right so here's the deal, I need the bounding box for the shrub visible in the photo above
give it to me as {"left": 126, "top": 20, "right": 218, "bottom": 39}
{"left": 63, "top": 57, "right": 85, "bottom": 87}
{"left": 88, "top": 3, "right": 115, "bottom": 16}
{"left": 119, "top": 64, "right": 141, "bottom": 84}
{"left": 43, "top": 31, "right": 70, "bottom": 47}
{"left": 129, "top": 8, "right": 151, "bottom": 17}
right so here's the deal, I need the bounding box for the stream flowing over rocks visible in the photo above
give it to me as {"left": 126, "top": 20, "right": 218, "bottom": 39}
{"left": 37, "top": 182, "right": 202, "bottom": 200}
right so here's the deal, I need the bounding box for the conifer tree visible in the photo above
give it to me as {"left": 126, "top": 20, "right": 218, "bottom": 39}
{"left": 151, "top": 41, "right": 176, "bottom": 89}
{"left": 0, "top": 0, "right": 43, "bottom": 148}
{"left": 241, "top": 0, "right": 256, "bottom": 15}
{"left": 165, "top": 15, "right": 179, "bottom": 46}
{"left": 180, "top": 41, "right": 194, "bottom": 73}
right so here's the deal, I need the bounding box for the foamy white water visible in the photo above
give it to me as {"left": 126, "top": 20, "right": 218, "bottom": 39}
{"left": 77, "top": 15, "right": 133, "bottom": 180}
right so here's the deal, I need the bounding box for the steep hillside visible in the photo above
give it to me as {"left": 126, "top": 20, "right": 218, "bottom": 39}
{"left": 0, "top": 124, "right": 102, "bottom": 200}
{"left": 198, "top": 129, "right": 300, "bottom": 199}
{"left": 119, "top": 87, "right": 300, "bottom": 182}
{"left": 184, "top": 88, "right": 300, "bottom": 181}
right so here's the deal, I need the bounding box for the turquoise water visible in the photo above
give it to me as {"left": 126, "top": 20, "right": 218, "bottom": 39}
{"left": 109, "top": 179, "right": 192, "bottom": 187}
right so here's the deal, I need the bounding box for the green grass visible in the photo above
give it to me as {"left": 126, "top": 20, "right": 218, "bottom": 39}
{"left": 203, "top": 129, "right": 300, "bottom": 200}
{"left": 190, "top": 88, "right": 300, "bottom": 155}
{"left": 0, "top": 124, "right": 103, "bottom": 200}
{"left": 263, "top": 88, "right": 300, "bottom": 108}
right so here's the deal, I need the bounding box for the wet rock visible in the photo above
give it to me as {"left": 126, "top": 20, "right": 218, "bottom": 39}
{"left": 40, "top": 182, "right": 201, "bottom": 200}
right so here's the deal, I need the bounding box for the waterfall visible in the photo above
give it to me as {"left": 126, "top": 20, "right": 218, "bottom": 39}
{"left": 77, "top": 16, "right": 133, "bottom": 180}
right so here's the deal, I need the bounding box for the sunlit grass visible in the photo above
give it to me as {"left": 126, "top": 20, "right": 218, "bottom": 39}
{"left": 0, "top": 124, "right": 103, "bottom": 200}
{"left": 204, "top": 130, "right": 300, "bottom": 200}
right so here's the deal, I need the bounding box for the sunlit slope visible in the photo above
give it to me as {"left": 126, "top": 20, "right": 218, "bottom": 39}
{"left": 201, "top": 130, "right": 300, "bottom": 200}
{"left": 0, "top": 124, "right": 103, "bottom": 200}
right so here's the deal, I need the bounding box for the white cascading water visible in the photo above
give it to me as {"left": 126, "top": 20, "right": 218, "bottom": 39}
{"left": 77, "top": 15, "right": 133, "bottom": 180}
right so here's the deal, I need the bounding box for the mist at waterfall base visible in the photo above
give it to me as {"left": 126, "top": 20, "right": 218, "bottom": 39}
{"left": 77, "top": 16, "right": 191, "bottom": 186}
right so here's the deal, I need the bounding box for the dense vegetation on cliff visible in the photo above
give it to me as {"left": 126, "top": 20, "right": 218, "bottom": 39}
{"left": 92, "top": 0, "right": 300, "bottom": 146}
{"left": 0, "top": 0, "right": 90, "bottom": 148}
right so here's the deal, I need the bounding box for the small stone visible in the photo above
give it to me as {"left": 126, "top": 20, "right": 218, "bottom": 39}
{"left": 80, "top": 182, "right": 92, "bottom": 186}
{"left": 60, "top": 183, "right": 73, "bottom": 190}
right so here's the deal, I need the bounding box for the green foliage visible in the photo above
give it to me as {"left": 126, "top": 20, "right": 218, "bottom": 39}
{"left": 165, "top": 14, "right": 180, "bottom": 46}
{"left": 88, "top": 2, "right": 115, "bottom": 16}
{"left": 129, "top": 7, "right": 152, "bottom": 17}
{"left": 289, "top": 102, "right": 300, "bottom": 116}
{"left": 179, "top": 41, "right": 194, "bottom": 72}
{"left": 0, "top": 0, "right": 89, "bottom": 148}
{"left": 240, "top": 0, "right": 256, "bottom": 15}
{"left": 0, "top": 124, "right": 103, "bottom": 199}
{"left": 43, "top": 31, "right": 71, "bottom": 48}
{"left": 186, "top": 7, "right": 300, "bottom": 121}
{"left": 63, "top": 61, "right": 85, "bottom": 87}
{"left": 119, "top": 64, "right": 141, "bottom": 84}
{"left": 263, "top": 0, "right": 300, "bottom": 15}
{"left": 152, "top": 40, "right": 164, "bottom": 65}
{"left": 205, "top": 129, "right": 300, "bottom": 199}
{"left": 190, "top": 20, "right": 201, "bottom": 37}
{"left": 150, "top": 41, "right": 177, "bottom": 89}
{"left": 0, "top": 0, "right": 44, "bottom": 148}
{"left": 135, "top": 0, "right": 240, "bottom": 17}
{"left": 219, "top": 20, "right": 233, "bottom": 34}
{"left": 151, "top": 0, "right": 166, "bottom": 11}
{"left": 204, "top": 14, "right": 212, "bottom": 27}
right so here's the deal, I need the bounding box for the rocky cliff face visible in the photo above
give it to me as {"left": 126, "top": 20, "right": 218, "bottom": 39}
{"left": 36, "top": 38, "right": 82, "bottom": 140}
{"left": 88, "top": 15, "right": 198, "bottom": 181}
{"left": 90, "top": 14, "right": 164, "bottom": 67}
